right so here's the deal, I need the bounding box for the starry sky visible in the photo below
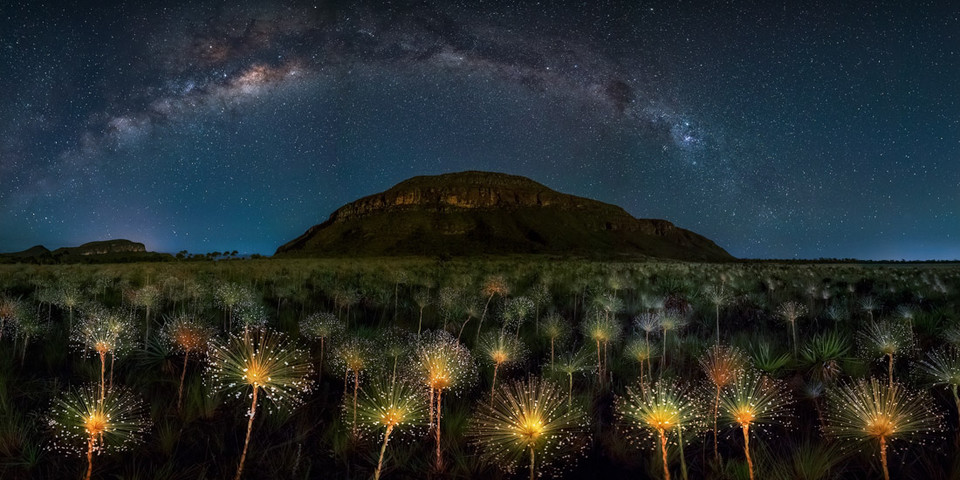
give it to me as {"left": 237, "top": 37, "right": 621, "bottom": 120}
{"left": 2, "top": 0, "right": 958, "bottom": 260}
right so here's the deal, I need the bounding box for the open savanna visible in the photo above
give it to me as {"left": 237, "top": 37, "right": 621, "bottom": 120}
{"left": 0, "top": 257, "right": 958, "bottom": 479}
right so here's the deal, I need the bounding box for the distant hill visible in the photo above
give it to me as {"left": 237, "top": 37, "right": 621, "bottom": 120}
{"left": 0, "top": 240, "right": 172, "bottom": 264}
{"left": 276, "top": 171, "right": 733, "bottom": 261}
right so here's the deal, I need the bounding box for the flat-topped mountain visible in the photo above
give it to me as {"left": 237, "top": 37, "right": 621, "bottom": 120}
{"left": 0, "top": 240, "right": 170, "bottom": 264}
{"left": 53, "top": 239, "right": 146, "bottom": 256}
{"left": 276, "top": 171, "right": 733, "bottom": 261}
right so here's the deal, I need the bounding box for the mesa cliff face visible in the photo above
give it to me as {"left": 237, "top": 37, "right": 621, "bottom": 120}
{"left": 276, "top": 171, "right": 733, "bottom": 261}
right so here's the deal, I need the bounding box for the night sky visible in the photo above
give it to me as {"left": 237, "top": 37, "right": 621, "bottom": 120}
{"left": 2, "top": 1, "right": 958, "bottom": 260}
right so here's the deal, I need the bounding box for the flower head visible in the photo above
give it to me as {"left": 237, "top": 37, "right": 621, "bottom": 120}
{"left": 470, "top": 378, "right": 589, "bottom": 475}
{"left": 207, "top": 329, "right": 314, "bottom": 411}
{"left": 617, "top": 380, "right": 705, "bottom": 444}
{"left": 824, "top": 378, "right": 943, "bottom": 445}
{"left": 411, "top": 330, "right": 476, "bottom": 395}
{"left": 719, "top": 371, "right": 792, "bottom": 431}
{"left": 47, "top": 384, "right": 150, "bottom": 456}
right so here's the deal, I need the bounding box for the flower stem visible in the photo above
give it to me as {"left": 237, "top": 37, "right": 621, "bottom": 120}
{"left": 435, "top": 388, "right": 444, "bottom": 471}
{"left": 85, "top": 435, "right": 95, "bottom": 480}
{"left": 490, "top": 363, "right": 500, "bottom": 401}
{"left": 887, "top": 353, "right": 894, "bottom": 388}
{"left": 234, "top": 387, "right": 258, "bottom": 480}
{"left": 529, "top": 444, "right": 536, "bottom": 480}
{"left": 879, "top": 435, "right": 889, "bottom": 480}
{"left": 742, "top": 424, "right": 753, "bottom": 480}
{"left": 712, "top": 387, "right": 720, "bottom": 461}
{"left": 952, "top": 385, "right": 960, "bottom": 431}
{"left": 98, "top": 351, "right": 106, "bottom": 404}
{"left": 658, "top": 428, "right": 671, "bottom": 480}
{"left": 374, "top": 425, "right": 394, "bottom": 480}
{"left": 178, "top": 351, "right": 190, "bottom": 412}
{"left": 353, "top": 370, "right": 360, "bottom": 438}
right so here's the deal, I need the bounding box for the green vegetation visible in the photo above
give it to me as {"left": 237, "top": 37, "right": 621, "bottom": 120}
{"left": 0, "top": 257, "right": 958, "bottom": 478}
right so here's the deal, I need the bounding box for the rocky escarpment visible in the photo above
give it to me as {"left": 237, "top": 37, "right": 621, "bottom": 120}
{"left": 276, "top": 171, "right": 733, "bottom": 261}
{"left": 327, "top": 172, "right": 568, "bottom": 219}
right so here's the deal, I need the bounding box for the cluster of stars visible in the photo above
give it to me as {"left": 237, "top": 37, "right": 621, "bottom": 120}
{"left": 0, "top": 1, "right": 957, "bottom": 259}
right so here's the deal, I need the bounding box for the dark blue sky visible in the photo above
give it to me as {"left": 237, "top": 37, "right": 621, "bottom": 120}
{"left": 2, "top": 1, "right": 958, "bottom": 259}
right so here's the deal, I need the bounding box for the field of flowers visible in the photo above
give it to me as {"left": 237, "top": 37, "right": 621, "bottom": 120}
{"left": 0, "top": 257, "right": 957, "bottom": 479}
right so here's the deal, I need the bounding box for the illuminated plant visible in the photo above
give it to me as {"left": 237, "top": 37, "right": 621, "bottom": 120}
{"left": 470, "top": 377, "right": 589, "bottom": 480}
{"left": 14, "top": 309, "right": 44, "bottom": 365}
{"left": 180, "top": 277, "right": 207, "bottom": 315}
{"left": 719, "top": 372, "right": 793, "bottom": 480}
{"left": 235, "top": 302, "right": 268, "bottom": 339}
{"left": 916, "top": 347, "right": 960, "bottom": 430}
{"left": 390, "top": 270, "right": 409, "bottom": 323}
{"left": 658, "top": 311, "right": 687, "bottom": 374}
{"left": 412, "top": 288, "right": 432, "bottom": 336}
{"left": 639, "top": 294, "right": 667, "bottom": 314}
{"left": 824, "top": 378, "right": 944, "bottom": 480}
{"left": 859, "top": 296, "right": 878, "bottom": 321}
{"left": 331, "top": 336, "right": 377, "bottom": 438}
{"left": 207, "top": 329, "right": 314, "bottom": 480}
{"left": 478, "top": 332, "right": 528, "bottom": 399}
{"left": 540, "top": 313, "right": 570, "bottom": 368}
{"left": 895, "top": 304, "right": 915, "bottom": 326}
{"left": 702, "top": 284, "right": 731, "bottom": 345}
{"left": 73, "top": 308, "right": 134, "bottom": 402}
{"left": 636, "top": 312, "right": 661, "bottom": 343}
{"left": 635, "top": 313, "right": 662, "bottom": 379}
{"left": 529, "top": 281, "right": 550, "bottom": 333}
{"left": 456, "top": 299, "right": 482, "bottom": 341}
{"left": 36, "top": 284, "right": 58, "bottom": 319}
{"left": 129, "top": 284, "right": 160, "bottom": 343}
{"left": 162, "top": 314, "right": 215, "bottom": 411}
{"left": 379, "top": 327, "right": 411, "bottom": 385}
{"left": 858, "top": 320, "right": 914, "bottom": 387}
{"left": 825, "top": 303, "right": 848, "bottom": 324}
{"left": 546, "top": 349, "right": 592, "bottom": 407}
{"left": 501, "top": 296, "right": 534, "bottom": 338}
{"left": 776, "top": 301, "right": 807, "bottom": 357}
{"left": 592, "top": 292, "right": 623, "bottom": 321}
{"left": 699, "top": 345, "right": 747, "bottom": 461}
{"left": 102, "top": 310, "right": 135, "bottom": 390}
{"left": 617, "top": 380, "right": 704, "bottom": 480}
{"left": 477, "top": 275, "right": 510, "bottom": 341}
{"left": 624, "top": 337, "right": 658, "bottom": 384}
{"left": 55, "top": 285, "right": 83, "bottom": 330}
{"left": 47, "top": 384, "right": 150, "bottom": 480}
{"left": 332, "top": 287, "right": 360, "bottom": 323}
{"left": 411, "top": 330, "right": 476, "bottom": 470}
{"left": 580, "top": 312, "right": 622, "bottom": 384}
{"left": 214, "top": 282, "right": 254, "bottom": 331}
{"left": 355, "top": 376, "right": 427, "bottom": 480}
{"left": 298, "top": 311, "right": 343, "bottom": 380}
{"left": 437, "top": 286, "right": 463, "bottom": 331}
